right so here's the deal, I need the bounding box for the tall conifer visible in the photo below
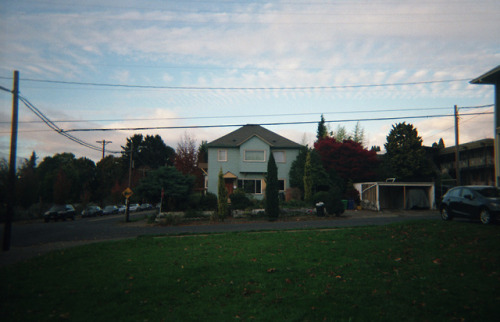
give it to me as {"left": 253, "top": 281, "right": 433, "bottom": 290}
{"left": 265, "top": 153, "right": 279, "bottom": 219}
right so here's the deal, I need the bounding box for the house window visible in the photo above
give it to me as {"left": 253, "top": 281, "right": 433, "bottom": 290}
{"left": 218, "top": 149, "right": 227, "bottom": 162}
{"left": 237, "top": 179, "right": 262, "bottom": 194}
{"left": 278, "top": 179, "right": 285, "bottom": 192}
{"left": 273, "top": 151, "right": 286, "bottom": 163}
{"left": 244, "top": 150, "right": 265, "bottom": 162}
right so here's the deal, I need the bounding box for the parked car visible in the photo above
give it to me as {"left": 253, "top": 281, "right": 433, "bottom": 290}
{"left": 44, "top": 204, "right": 76, "bottom": 222}
{"left": 129, "top": 204, "right": 140, "bottom": 212}
{"left": 118, "top": 204, "right": 127, "bottom": 214}
{"left": 81, "top": 205, "right": 103, "bottom": 218}
{"left": 102, "top": 205, "right": 119, "bottom": 215}
{"left": 139, "top": 203, "right": 153, "bottom": 211}
{"left": 440, "top": 185, "right": 500, "bottom": 224}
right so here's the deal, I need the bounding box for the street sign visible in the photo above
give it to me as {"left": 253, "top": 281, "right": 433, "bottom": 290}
{"left": 122, "top": 187, "right": 133, "bottom": 199}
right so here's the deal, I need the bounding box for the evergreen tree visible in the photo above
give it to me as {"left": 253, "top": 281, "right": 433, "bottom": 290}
{"left": 288, "top": 146, "right": 309, "bottom": 195}
{"left": 16, "top": 151, "right": 38, "bottom": 208}
{"left": 265, "top": 152, "right": 279, "bottom": 219}
{"left": 122, "top": 134, "right": 175, "bottom": 170}
{"left": 384, "top": 122, "right": 433, "bottom": 181}
{"left": 331, "top": 125, "right": 350, "bottom": 142}
{"left": 316, "top": 114, "right": 328, "bottom": 140}
{"left": 352, "top": 121, "right": 365, "bottom": 146}
{"left": 216, "top": 168, "right": 228, "bottom": 222}
{"left": 303, "top": 151, "right": 313, "bottom": 203}
{"left": 432, "top": 138, "right": 445, "bottom": 149}
{"left": 135, "top": 166, "right": 194, "bottom": 211}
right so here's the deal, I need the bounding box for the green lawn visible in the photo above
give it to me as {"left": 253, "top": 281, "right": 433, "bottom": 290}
{"left": 1, "top": 220, "right": 499, "bottom": 321}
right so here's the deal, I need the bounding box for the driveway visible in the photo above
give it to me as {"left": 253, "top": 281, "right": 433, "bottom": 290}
{"left": 0, "top": 209, "right": 440, "bottom": 267}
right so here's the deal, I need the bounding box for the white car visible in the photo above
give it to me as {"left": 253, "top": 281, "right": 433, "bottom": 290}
{"left": 129, "top": 204, "right": 140, "bottom": 212}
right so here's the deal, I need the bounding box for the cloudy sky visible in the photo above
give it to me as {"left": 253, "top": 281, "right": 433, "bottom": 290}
{"left": 0, "top": 0, "right": 499, "bottom": 163}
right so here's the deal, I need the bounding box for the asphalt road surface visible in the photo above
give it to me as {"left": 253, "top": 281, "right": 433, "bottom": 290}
{"left": 1, "top": 210, "right": 440, "bottom": 267}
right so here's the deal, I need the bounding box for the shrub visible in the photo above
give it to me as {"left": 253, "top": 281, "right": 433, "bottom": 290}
{"left": 157, "top": 212, "right": 183, "bottom": 225}
{"left": 285, "top": 187, "right": 302, "bottom": 202}
{"left": 312, "top": 189, "right": 345, "bottom": 216}
{"left": 282, "top": 199, "right": 308, "bottom": 208}
{"left": 199, "top": 192, "right": 217, "bottom": 211}
{"left": 184, "top": 208, "right": 202, "bottom": 219}
{"left": 187, "top": 193, "right": 202, "bottom": 210}
{"left": 312, "top": 191, "right": 330, "bottom": 206}
{"left": 229, "top": 189, "right": 253, "bottom": 210}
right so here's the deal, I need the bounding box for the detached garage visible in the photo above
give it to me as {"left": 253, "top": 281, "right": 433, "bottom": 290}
{"left": 354, "top": 182, "right": 435, "bottom": 211}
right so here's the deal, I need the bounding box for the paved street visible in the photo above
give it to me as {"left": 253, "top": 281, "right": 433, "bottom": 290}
{"left": 1, "top": 210, "right": 440, "bottom": 267}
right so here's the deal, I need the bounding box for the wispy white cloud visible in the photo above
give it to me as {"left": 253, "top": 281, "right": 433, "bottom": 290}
{"left": 0, "top": 0, "right": 498, "bottom": 161}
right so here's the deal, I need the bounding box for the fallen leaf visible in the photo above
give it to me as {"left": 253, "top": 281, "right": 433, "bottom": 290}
{"left": 267, "top": 268, "right": 276, "bottom": 273}
{"left": 59, "top": 312, "right": 70, "bottom": 319}
{"left": 432, "top": 258, "right": 442, "bottom": 265}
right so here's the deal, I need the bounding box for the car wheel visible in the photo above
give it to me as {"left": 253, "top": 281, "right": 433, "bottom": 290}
{"left": 441, "top": 207, "right": 453, "bottom": 221}
{"left": 480, "top": 209, "right": 492, "bottom": 225}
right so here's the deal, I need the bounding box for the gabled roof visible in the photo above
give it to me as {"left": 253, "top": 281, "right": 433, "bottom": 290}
{"left": 470, "top": 65, "right": 500, "bottom": 85}
{"left": 207, "top": 124, "right": 303, "bottom": 149}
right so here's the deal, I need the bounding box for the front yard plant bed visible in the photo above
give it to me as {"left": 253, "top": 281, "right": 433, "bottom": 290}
{"left": 1, "top": 221, "right": 499, "bottom": 321}
{"left": 155, "top": 208, "right": 329, "bottom": 225}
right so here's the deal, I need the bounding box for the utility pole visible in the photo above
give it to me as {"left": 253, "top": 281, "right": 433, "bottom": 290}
{"left": 3, "top": 70, "right": 19, "bottom": 252}
{"left": 125, "top": 141, "right": 133, "bottom": 223}
{"left": 454, "top": 105, "right": 461, "bottom": 186}
{"left": 96, "top": 139, "right": 112, "bottom": 159}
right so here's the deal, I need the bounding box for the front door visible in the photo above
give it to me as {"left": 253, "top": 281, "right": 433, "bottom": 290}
{"left": 225, "top": 179, "right": 234, "bottom": 195}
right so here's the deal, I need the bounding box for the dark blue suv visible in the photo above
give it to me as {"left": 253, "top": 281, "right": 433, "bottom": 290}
{"left": 440, "top": 186, "right": 500, "bottom": 224}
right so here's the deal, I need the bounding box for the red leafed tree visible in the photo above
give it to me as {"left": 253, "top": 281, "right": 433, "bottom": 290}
{"left": 174, "top": 133, "right": 198, "bottom": 176}
{"left": 314, "top": 138, "right": 379, "bottom": 183}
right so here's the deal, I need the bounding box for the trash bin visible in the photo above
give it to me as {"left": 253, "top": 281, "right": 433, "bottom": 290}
{"left": 347, "top": 200, "right": 355, "bottom": 210}
{"left": 316, "top": 202, "right": 325, "bottom": 217}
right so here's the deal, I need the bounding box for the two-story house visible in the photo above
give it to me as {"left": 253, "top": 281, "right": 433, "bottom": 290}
{"left": 206, "top": 124, "right": 303, "bottom": 199}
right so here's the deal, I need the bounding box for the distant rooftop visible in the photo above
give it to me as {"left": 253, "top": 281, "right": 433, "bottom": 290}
{"left": 207, "top": 124, "right": 303, "bottom": 148}
{"left": 439, "top": 138, "right": 494, "bottom": 155}
{"left": 470, "top": 65, "right": 500, "bottom": 85}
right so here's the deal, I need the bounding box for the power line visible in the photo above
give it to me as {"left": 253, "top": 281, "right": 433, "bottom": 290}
{"left": 63, "top": 111, "right": 493, "bottom": 133}
{"left": 18, "top": 95, "right": 121, "bottom": 154}
{"left": 1, "top": 76, "right": 471, "bottom": 91}
{"left": 1, "top": 104, "right": 492, "bottom": 125}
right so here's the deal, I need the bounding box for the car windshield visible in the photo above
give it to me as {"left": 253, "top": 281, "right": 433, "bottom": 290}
{"left": 476, "top": 187, "right": 500, "bottom": 198}
{"left": 48, "top": 205, "right": 65, "bottom": 211}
